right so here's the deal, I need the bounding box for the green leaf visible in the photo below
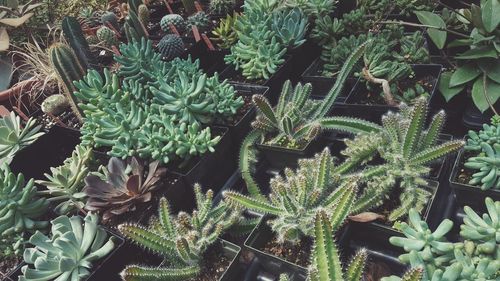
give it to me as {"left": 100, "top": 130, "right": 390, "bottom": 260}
{"left": 439, "top": 72, "right": 464, "bottom": 102}
{"left": 450, "top": 64, "right": 481, "bottom": 87}
{"left": 471, "top": 75, "right": 500, "bottom": 112}
{"left": 448, "top": 39, "right": 473, "bottom": 48}
{"left": 457, "top": 46, "right": 499, "bottom": 59}
{"left": 415, "top": 11, "right": 447, "bottom": 49}
{"left": 479, "top": 59, "right": 500, "bottom": 83}
{"left": 482, "top": 0, "right": 500, "bottom": 32}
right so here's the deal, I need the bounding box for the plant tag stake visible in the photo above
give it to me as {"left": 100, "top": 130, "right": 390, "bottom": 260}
{"left": 201, "top": 34, "right": 215, "bottom": 50}
{"left": 192, "top": 25, "right": 201, "bottom": 42}
{"left": 169, "top": 23, "right": 180, "bottom": 36}
{"left": 194, "top": 1, "right": 203, "bottom": 12}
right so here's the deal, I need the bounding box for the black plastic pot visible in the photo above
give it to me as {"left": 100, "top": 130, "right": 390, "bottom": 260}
{"left": 449, "top": 148, "right": 500, "bottom": 210}
{"left": 10, "top": 125, "right": 80, "bottom": 180}
{"left": 224, "top": 256, "right": 307, "bottom": 281}
{"left": 9, "top": 224, "right": 125, "bottom": 281}
{"left": 220, "top": 55, "right": 294, "bottom": 105}
{"left": 338, "top": 64, "right": 442, "bottom": 122}
{"left": 462, "top": 100, "right": 497, "bottom": 131}
{"left": 300, "top": 57, "right": 358, "bottom": 99}
{"left": 287, "top": 41, "right": 321, "bottom": 83}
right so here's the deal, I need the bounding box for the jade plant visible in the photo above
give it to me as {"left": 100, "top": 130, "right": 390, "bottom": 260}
{"left": 83, "top": 156, "right": 167, "bottom": 221}
{"left": 0, "top": 164, "right": 48, "bottom": 237}
{"left": 118, "top": 185, "right": 241, "bottom": 280}
{"left": 0, "top": 112, "right": 44, "bottom": 165}
{"left": 463, "top": 116, "right": 500, "bottom": 190}
{"left": 225, "top": 148, "right": 358, "bottom": 243}
{"left": 20, "top": 212, "right": 116, "bottom": 281}
{"left": 342, "top": 98, "right": 464, "bottom": 221}
{"left": 36, "top": 145, "right": 93, "bottom": 215}
{"left": 382, "top": 197, "right": 500, "bottom": 281}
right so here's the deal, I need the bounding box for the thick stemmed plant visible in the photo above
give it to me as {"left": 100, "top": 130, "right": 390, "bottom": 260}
{"left": 118, "top": 185, "right": 241, "bottom": 281}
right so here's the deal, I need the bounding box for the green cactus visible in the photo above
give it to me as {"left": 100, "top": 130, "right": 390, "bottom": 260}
{"left": 464, "top": 143, "right": 500, "bottom": 190}
{"left": 383, "top": 198, "right": 500, "bottom": 281}
{"left": 187, "top": 11, "right": 210, "bottom": 31}
{"left": 36, "top": 145, "right": 93, "bottom": 215}
{"left": 0, "top": 112, "right": 44, "bottom": 165}
{"left": 119, "top": 185, "right": 241, "bottom": 281}
{"left": 209, "top": 0, "right": 235, "bottom": 14}
{"left": 271, "top": 8, "right": 308, "bottom": 49}
{"left": 160, "top": 14, "right": 187, "bottom": 33}
{"left": 225, "top": 148, "right": 358, "bottom": 243}
{"left": 97, "top": 26, "right": 119, "bottom": 48}
{"left": 101, "top": 11, "right": 120, "bottom": 30}
{"left": 49, "top": 42, "right": 87, "bottom": 122}
{"left": 126, "top": 9, "right": 149, "bottom": 40}
{"left": 138, "top": 4, "right": 150, "bottom": 26}
{"left": 62, "top": 16, "right": 95, "bottom": 69}
{"left": 20, "top": 212, "right": 116, "bottom": 281}
{"left": 343, "top": 98, "right": 464, "bottom": 221}
{"left": 41, "top": 94, "right": 70, "bottom": 115}
{"left": 394, "top": 0, "right": 436, "bottom": 16}
{"left": 157, "top": 34, "right": 184, "bottom": 60}
{"left": 0, "top": 164, "right": 48, "bottom": 236}
{"left": 211, "top": 12, "right": 239, "bottom": 49}
{"left": 85, "top": 35, "right": 100, "bottom": 45}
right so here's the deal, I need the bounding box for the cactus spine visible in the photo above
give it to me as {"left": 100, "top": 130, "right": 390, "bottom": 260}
{"left": 49, "top": 43, "right": 86, "bottom": 122}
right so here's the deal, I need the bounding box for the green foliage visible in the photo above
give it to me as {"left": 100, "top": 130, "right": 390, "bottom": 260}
{"left": 0, "top": 112, "right": 44, "bottom": 165}
{"left": 211, "top": 12, "right": 239, "bottom": 49}
{"left": 394, "top": 0, "right": 436, "bottom": 16}
{"left": 83, "top": 156, "right": 166, "bottom": 221}
{"left": 36, "top": 145, "right": 93, "bottom": 215}
{"left": 320, "top": 34, "right": 367, "bottom": 76}
{"left": 0, "top": 0, "right": 43, "bottom": 51}
{"left": 119, "top": 185, "right": 241, "bottom": 281}
{"left": 161, "top": 14, "right": 187, "bottom": 33}
{"left": 62, "top": 16, "right": 95, "bottom": 69}
{"left": 0, "top": 164, "right": 48, "bottom": 236}
{"left": 97, "top": 26, "right": 119, "bottom": 48}
{"left": 101, "top": 11, "right": 120, "bottom": 30}
{"left": 49, "top": 42, "right": 87, "bottom": 122}
{"left": 126, "top": 9, "right": 149, "bottom": 40}
{"left": 225, "top": 148, "right": 358, "bottom": 243}
{"left": 270, "top": 8, "right": 308, "bottom": 49}
{"left": 383, "top": 198, "right": 500, "bottom": 281}
{"left": 20, "top": 212, "right": 116, "bottom": 281}
{"left": 343, "top": 98, "right": 464, "bottom": 221}
{"left": 52, "top": 0, "right": 107, "bottom": 21}
{"left": 283, "top": 0, "right": 336, "bottom": 19}
{"left": 157, "top": 34, "right": 184, "bottom": 60}
{"left": 0, "top": 233, "right": 24, "bottom": 259}
{"left": 187, "top": 11, "right": 210, "bottom": 31}
{"left": 209, "top": 0, "right": 235, "bottom": 14}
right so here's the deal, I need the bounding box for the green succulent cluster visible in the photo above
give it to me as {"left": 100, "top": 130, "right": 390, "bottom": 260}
{"left": 0, "top": 112, "right": 44, "bottom": 165}
{"left": 225, "top": 1, "right": 307, "bottom": 80}
{"left": 187, "top": 11, "right": 210, "bottom": 31}
{"left": 160, "top": 14, "right": 187, "bottom": 33}
{"left": 393, "top": 0, "right": 437, "bottom": 16}
{"left": 463, "top": 117, "right": 500, "bottom": 190}
{"left": 119, "top": 185, "right": 241, "bottom": 281}
{"left": 383, "top": 197, "right": 500, "bottom": 281}
{"left": 341, "top": 98, "right": 464, "bottom": 222}
{"left": 20, "top": 212, "right": 116, "bottom": 281}
{"left": 225, "top": 148, "right": 358, "bottom": 243}
{"left": 211, "top": 12, "right": 239, "bottom": 49}
{"left": 283, "top": 0, "right": 336, "bottom": 19}
{"left": 74, "top": 39, "right": 242, "bottom": 165}
{"left": 320, "top": 34, "right": 367, "bottom": 76}
{"left": 0, "top": 164, "right": 48, "bottom": 237}
{"left": 36, "top": 145, "right": 93, "bottom": 215}
{"left": 209, "top": 0, "right": 235, "bottom": 15}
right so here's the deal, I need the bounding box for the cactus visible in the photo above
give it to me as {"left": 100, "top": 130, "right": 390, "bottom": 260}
{"left": 225, "top": 148, "right": 358, "bottom": 243}
{"left": 48, "top": 42, "right": 87, "bottom": 122}
{"left": 101, "top": 11, "right": 120, "bottom": 30}
{"left": 119, "top": 185, "right": 241, "bottom": 281}
{"left": 157, "top": 34, "right": 184, "bottom": 60}
{"left": 187, "top": 11, "right": 210, "bottom": 31}
{"left": 138, "top": 4, "right": 150, "bottom": 25}
{"left": 97, "top": 26, "right": 119, "bottom": 48}
{"left": 211, "top": 12, "right": 239, "bottom": 49}
{"left": 126, "top": 9, "right": 149, "bottom": 40}
{"left": 383, "top": 198, "right": 500, "bottom": 281}
{"left": 0, "top": 112, "right": 44, "bottom": 165}
{"left": 36, "top": 145, "right": 93, "bottom": 215}
{"left": 0, "top": 164, "right": 48, "bottom": 236}
{"left": 271, "top": 8, "right": 308, "bottom": 49}
{"left": 62, "top": 16, "right": 95, "bottom": 69}
{"left": 41, "top": 94, "right": 70, "bottom": 115}
{"left": 160, "top": 14, "right": 187, "bottom": 33}
{"left": 209, "top": 0, "right": 235, "bottom": 14}
{"left": 20, "top": 213, "right": 116, "bottom": 281}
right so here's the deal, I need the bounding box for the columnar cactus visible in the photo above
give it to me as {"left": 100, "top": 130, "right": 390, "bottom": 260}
{"left": 138, "top": 4, "right": 150, "bottom": 25}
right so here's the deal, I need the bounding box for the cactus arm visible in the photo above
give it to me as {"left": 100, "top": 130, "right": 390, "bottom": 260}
{"left": 62, "top": 16, "right": 95, "bottom": 69}
{"left": 223, "top": 191, "right": 283, "bottom": 216}
{"left": 329, "top": 177, "right": 358, "bottom": 231}
{"left": 345, "top": 249, "right": 367, "bottom": 281}
{"left": 239, "top": 129, "right": 265, "bottom": 198}
{"left": 276, "top": 80, "right": 293, "bottom": 118}
{"left": 253, "top": 95, "right": 278, "bottom": 127}
{"left": 420, "top": 110, "right": 445, "bottom": 151}
{"left": 118, "top": 224, "right": 176, "bottom": 256}
{"left": 121, "top": 265, "right": 200, "bottom": 281}
{"left": 312, "top": 210, "right": 344, "bottom": 281}
{"left": 158, "top": 197, "right": 176, "bottom": 237}
{"left": 319, "top": 117, "right": 382, "bottom": 134}
{"left": 402, "top": 98, "right": 427, "bottom": 159}
{"left": 410, "top": 140, "right": 464, "bottom": 166}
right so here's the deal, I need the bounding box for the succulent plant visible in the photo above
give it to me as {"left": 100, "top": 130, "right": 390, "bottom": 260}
{"left": 160, "top": 14, "right": 187, "bottom": 33}
{"left": 209, "top": 0, "right": 235, "bottom": 14}
{"left": 157, "top": 34, "right": 184, "bottom": 60}
{"left": 0, "top": 164, "right": 48, "bottom": 236}
{"left": 283, "top": 0, "right": 336, "bottom": 19}
{"left": 464, "top": 143, "right": 500, "bottom": 190}
{"left": 0, "top": 112, "right": 44, "bottom": 165}
{"left": 211, "top": 12, "right": 239, "bottom": 49}
{"left": 320, "top": 34, "right": 367, "bottom": 76}
{"left": 138, "top": 4, "right": 150, "bottom": 26}
{"left": 36, "top": 145, "right": 93, "bottom": 215}
{"left": 187, "top": 11, "right": 210, "bottom": 31}
{"left": 394, "top": 0, "right": 436, "bottom": 16}
{"left": 465, "top": 116, "right": 500, "bottom": 151}
{"left": 271, "top": 8, "right": 308, "bottom": 49}
{"left": 343, "top": 98, "right": 464, "bottom": 221}
{"left": 97, "top": 26, "right": 119, "bottom": 48}
{"left": 83, "top": 156, "right": 166, "bottom": 221}
{"left": 383, "top": 197, "right": 500, "bottom": 281}
{"left": 20, "top": 213, "right": 116, "bottom": 281}
{"left": 119, "top": 185, "right": 241, "bottom": 281}
{"left": 225, "top": 148, "right": 358, "bottom": 243}
{"left": 41, "top": 94, "right": 70, "bottom": 115}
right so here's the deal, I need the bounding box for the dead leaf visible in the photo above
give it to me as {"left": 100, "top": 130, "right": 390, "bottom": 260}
{"left": 348, "top": 212, "right": 385, "bottom": 223}
{"left": 0, "top": 27, "right": 9, "bottom": 51}
{"left": 0, "top": 12, "right": 33, "bottom": 27}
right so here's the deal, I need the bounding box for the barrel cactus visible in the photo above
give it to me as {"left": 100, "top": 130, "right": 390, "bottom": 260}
{"left": 160, "top": 14, "right": 186, "bottom": 33}
{"left": 187, "top": 11, "right": 210, "bottom": 31}
{"left": 157, "top": 34, "right": 184, "bottom": 60}
{"left": 41, "top": 94, "right": 70, "bottom": 115}
{"left": 97, "top": 26, "right": 119, "bottom": 48}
